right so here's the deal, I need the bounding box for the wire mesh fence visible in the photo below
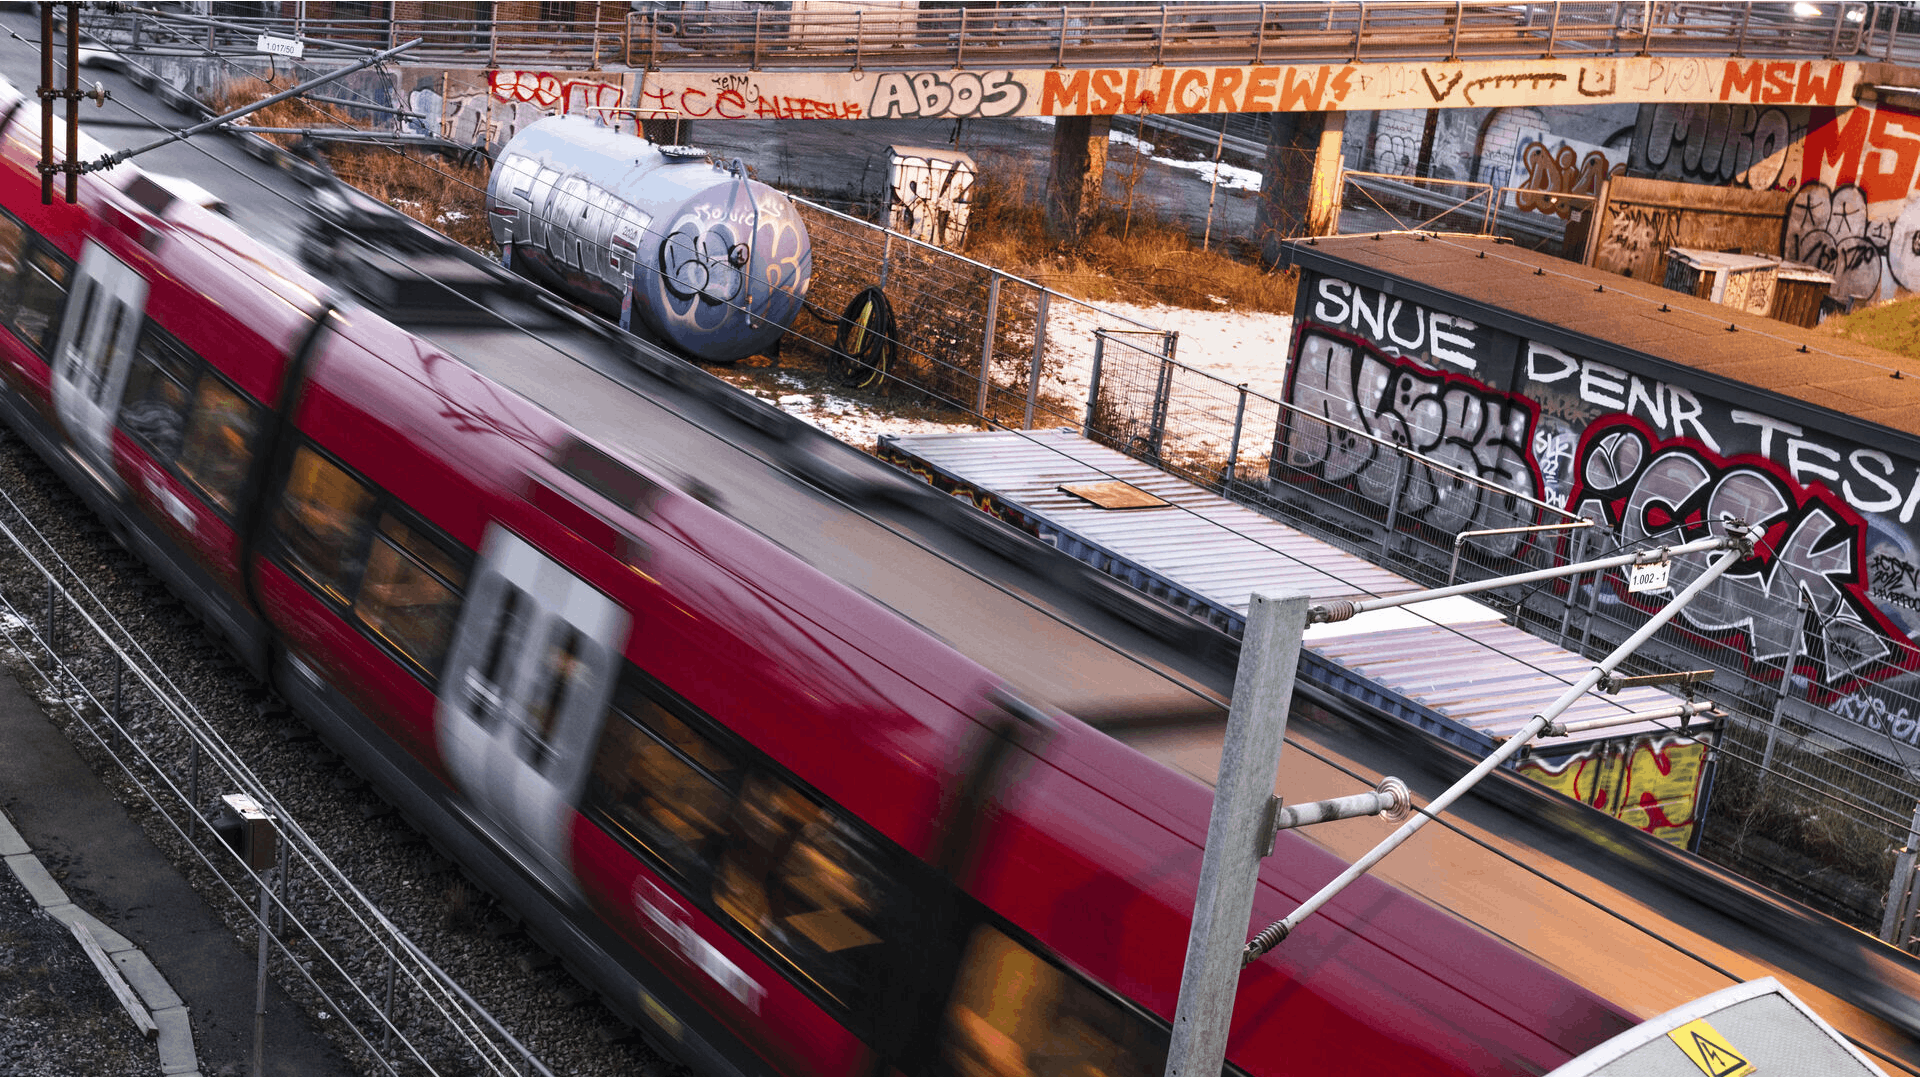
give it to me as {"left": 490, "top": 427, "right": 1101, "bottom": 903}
{"left": 789, "top": 197, "right": 1164, "bottom": 431}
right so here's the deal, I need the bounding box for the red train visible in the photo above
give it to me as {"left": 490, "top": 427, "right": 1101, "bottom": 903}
{"left": 0, "top": 83, "right": 1640, "bottom": 1076}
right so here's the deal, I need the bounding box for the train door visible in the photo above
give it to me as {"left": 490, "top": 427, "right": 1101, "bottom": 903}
{"left": 437, "top": 524, "right": 629, "bottom": 893}
{"left": 52, "top": 241, "right": 148, "bottom": 486}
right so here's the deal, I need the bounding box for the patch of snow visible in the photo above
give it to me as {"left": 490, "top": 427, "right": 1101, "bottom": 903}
{"left": 749, "top": 302, "right": 1295, "bottom": 470}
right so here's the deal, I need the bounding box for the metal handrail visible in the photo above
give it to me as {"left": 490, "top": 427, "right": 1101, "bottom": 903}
{"left": 1089, "top": 328, "right": 1585, "bottom": 525}
{"left": 87, "top": 2, "right": 1887, "bottom": 75}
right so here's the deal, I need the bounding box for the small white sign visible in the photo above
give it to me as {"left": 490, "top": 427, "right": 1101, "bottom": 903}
{"left": 256, "top": 34, "right": 304, "bottom": 58}
{"left": 1628, "top": 560, "right": 1671, "bottom": 593}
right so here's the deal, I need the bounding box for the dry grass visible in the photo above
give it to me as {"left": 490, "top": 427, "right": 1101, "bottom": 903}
{"left": 1818, "top": 292, "right": 1920, "bottom": 360}
{"left": 214, "top": 81, "right": 491, "bottom": 250}
{"left": 963, "top": 155, "right": 1297, "bottom": 316}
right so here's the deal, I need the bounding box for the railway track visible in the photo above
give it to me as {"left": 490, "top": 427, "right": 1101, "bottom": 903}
{"left": 0, "top": 426, "right": 675, "bottom": 1077}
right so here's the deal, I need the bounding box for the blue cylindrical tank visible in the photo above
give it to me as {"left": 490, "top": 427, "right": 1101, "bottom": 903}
{"left": 487, "top": 115, "right": 811, "bottom": 363}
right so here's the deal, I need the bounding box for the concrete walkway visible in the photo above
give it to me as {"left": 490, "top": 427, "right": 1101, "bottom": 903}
{"left": 0, "top": 673, "right": 351, "bottom": 1077}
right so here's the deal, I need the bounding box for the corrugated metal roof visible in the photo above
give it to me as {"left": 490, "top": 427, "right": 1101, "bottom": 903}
{"left": 881, "top": 428, "right": 1691, "bottom": 758}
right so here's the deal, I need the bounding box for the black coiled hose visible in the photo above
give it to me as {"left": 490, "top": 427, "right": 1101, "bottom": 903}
{"left": 832, "top": 286, "right": 896, "bottom": 390}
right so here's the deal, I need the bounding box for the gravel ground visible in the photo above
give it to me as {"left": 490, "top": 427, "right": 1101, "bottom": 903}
{"left": 0, "top": 865, "right": 162, "bottom": 1077}
{"left": 0, "top": 429, "right": 682, "bottom": 1076}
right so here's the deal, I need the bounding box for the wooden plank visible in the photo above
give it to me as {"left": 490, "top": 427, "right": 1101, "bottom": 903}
{"left": 69, "top": 921, "right": 156, "bottom": 1041}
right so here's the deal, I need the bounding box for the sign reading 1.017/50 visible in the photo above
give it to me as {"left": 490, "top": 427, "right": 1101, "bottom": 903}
{"left": 256, "top": 34, "right": 304, "bottom": 58}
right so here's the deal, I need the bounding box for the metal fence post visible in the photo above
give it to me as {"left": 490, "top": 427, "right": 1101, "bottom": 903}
{"left": 1024, "top": 291, "right": 1049, "bottom": 430}
{"left": 1759, "top": 595, "right": 1811, "bottom": 775}
{"left": 976, "top": 275, "right": 1001, "bottom": 421}
{"left": 1579, "top": 552, "right": 1605, "bottom": 653}
{"left": 1558, "top": 526, "right": 1589, "bottom": 647}
{"left": 1083, "top": 331, "right": 1107, "bottom": 439}
{"left": 45, "top": 576, "right": 54, "bottom": 652}
{"left": 1881, "top": 803, "right": 1920, "bottom": 949}
{"left": 1378, "top": 451, "right": 1408, "bottom": 559}
{"left": 1223, "top": 384, "right": 1248, "bottom": 488}
{"left": 878, "top": 232, "right": 893, "bottom": 290}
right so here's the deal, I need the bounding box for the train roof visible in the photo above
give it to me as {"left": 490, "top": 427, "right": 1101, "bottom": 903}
{"left": 1280, "top": 232, "right": 1920, "bottom": 450}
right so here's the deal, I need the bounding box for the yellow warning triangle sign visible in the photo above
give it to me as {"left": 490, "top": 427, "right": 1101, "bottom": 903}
{"left": 1666, "top": 1017, "right": 1756, "bottom": 1077}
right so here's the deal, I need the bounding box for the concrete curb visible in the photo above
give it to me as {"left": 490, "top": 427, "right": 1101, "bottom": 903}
{"left": 0, "top": 807, "right": 202, "bottom": 1077}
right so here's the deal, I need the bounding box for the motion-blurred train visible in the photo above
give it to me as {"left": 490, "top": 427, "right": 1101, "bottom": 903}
{"left": 0, "top": 76, "right": 1902, "bottom": 1077}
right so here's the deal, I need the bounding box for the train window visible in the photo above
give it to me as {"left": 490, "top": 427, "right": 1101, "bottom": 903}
{"left": 13, "top": 246, "right": 71, "bottom": 356}
{"left": 0, "top": 213, "right": 23, "bottom": 296}
{"left": 466, "top": 584, "right": 531, "bottom": 728}
{"left": 523, "top": 626, "right": 585, "bottom": 770}
{"left": 273, "top": 445, "right": 377, "bottom": 605}
{"left": 713, "top": 770, "right": 890, "bottom": 1010}
{"left": 120, "top": 325, "right": 263, "bottom": 518}
{"left": 939, "top": 926, "right": 1168, "bottom": 1077}
{"left": 119, "top": 325, "right": 196, "bottom": 460}
{"left": 587, "top": 678, "right": 739, "bottom": 882}
{"left": 176, "top": 375, "right": 260, "bottom": 514}
{"left": 354, "top": 512, "right": 467, "bottom": 677}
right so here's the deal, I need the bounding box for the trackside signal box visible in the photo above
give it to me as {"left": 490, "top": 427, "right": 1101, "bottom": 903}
{"left": 1545, "top": 977, "right": 1886, "bottom": 1076}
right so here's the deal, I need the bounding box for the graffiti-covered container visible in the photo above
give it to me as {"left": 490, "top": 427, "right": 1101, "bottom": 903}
{"left": 486, "top": 115, "right": 811, "bottom": 363}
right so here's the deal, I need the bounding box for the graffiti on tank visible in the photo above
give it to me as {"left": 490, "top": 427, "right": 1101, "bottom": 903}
{"left": 1516, "top": 734, "right": 1707, "bottom": 847}
{"left": 1514, "top": 136, "right": 1624, "bottom": 219}
{"left": 1565, "top": 415, "right": 1917, "bottom": 695}
{"left": 1286, "top": 329, "right": 1540, "bottom": 553}
{"left": 1532, "top": 423, "right": 1578, "bottom": 509}
{"left": 656, "top": 191, "right": 809, "bottom": 335}
{"left": 488, "top": 70, "right": 624, "bottom": 116}
{"left": 1869, "top": 551, "right": 1920, "bottom": 611}
{"left": 1634, "top": 103, "right": 1801, "bottom": 189}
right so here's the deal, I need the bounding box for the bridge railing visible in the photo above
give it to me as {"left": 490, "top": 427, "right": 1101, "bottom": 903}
{"left": 625, "top": 1, "right": 1872, "bottom": 72}
{"left": 80, "top": 2, "right": 1876, "bottom": 73}
{"left": 1335, "top": 170, "right": 1597, "bottom": 255}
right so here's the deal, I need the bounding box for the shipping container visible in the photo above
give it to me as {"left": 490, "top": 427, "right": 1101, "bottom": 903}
{"left": 1276, "top": 232, "right": 1920, "bottom": 775}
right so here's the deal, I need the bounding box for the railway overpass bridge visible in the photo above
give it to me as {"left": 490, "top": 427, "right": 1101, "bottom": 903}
{"left": 77, "top": 2, "right": 1920, "bottom": 255}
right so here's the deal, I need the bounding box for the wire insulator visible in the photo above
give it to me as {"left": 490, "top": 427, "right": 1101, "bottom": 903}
{"left": 1242, "top": 919, "right": 1291, "bottom": 966}
{"left": 1314, "top": 599, "right": 1357, "bottom": 623}
{"left": 1377, "top": 776, "right": 1412, "bottom": 823}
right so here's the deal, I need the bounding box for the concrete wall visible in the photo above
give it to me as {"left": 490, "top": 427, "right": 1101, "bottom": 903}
{"left": 1628, "top": 100, "right": 1920, "bottom": 304}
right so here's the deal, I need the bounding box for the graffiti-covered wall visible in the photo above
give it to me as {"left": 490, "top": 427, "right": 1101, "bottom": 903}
{"left": 1628, "top": 99, "right": 1920, "bottom": 303}
{"left": 1281, "top": 269, "right": 1920, "bottom": 759}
